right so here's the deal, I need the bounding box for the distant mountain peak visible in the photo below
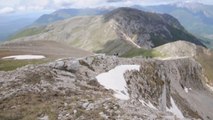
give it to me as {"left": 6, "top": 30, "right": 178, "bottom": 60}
{"left": 173, "top": 1, "right": 204, "bottom": 9}
{"left": 33, "top": 8, "right": 111, "bottom": 25}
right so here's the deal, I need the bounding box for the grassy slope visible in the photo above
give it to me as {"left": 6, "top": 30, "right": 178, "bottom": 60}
{"left": 96, "top": 39, "right": 134, "bottom": 55}
{"left": 0, "top": 50, "right": 49, "bottom": 71}
{"left": 0, "top": 59, "right": 50, "bottom": 71}
{"left": 121, "top": 48, "right": 162, "bottom": 58}
{"left": 66, "top": 16, "right": 119, "bottom": 52}
{"left": 9, "top": 16, "right": 119, "bottom": 54}
{"left": 196, "top": 51, "right": 213, "bottom": 84}
{"left": 150, "top": 25, "right": 203, "bottom": 47}
{"left": 9, "top": 26, "right": 47, "bottom": 40}
{"left": 0, "top": 40, "right": 92, "bottom": 71}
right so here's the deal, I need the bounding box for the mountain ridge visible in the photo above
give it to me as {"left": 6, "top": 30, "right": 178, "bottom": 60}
{"left": 9, "top": 7, "right": 205, "bottom": 56}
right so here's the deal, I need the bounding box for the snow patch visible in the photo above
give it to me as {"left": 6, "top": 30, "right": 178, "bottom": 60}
{"left": 184, "top": 87, "right": 189, "bottom": 93}
{"left": 2, "top": 55, "right": 46, "bottom": 60}
{"left": 167, "top": 97, "right": 184, "bottom": 119}
{"left": 139, "top": 99, "right": 157, "bottom": 110}
{"left": 139, "top": 99, "right": 146, "bottom": 106}
{"left": 184, "top": 87, "right": 192, "bottom": 93}
{"left": 207, "top": 84, "right": 213, "bottom": 91}
{"left": 96, "top": 65, "right": 140, "bottom": 100}
{"left": 147, "top": 101, "right": 157, "bottom": 110}
{"left": 38, "top": 115, "right": 49, "bottom": 120}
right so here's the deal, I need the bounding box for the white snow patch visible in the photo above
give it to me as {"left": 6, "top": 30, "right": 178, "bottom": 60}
{"left": 147, "top": 101, "right": 157, "bottom": 110}
{"left": 38, "top": 115, "right": 49, "bottom": 120}
{"left": 2, "top": 55, "right": 46, "bottom": 60}
{"left": 184, "top": 87, "right": 192, "bottom": 93}
{"left": 139, "top": 99, "right": 146, "bottom": 106}
{"left": 207, "top": 84, "right": 213, "bottom": 91}
{"left": 96, "top": 65, "right": 140, "bottom": 100}
{"left": 139, "top": 99, "right": 157, "bottom": 110}
{"left": 184, "top": 87, "right": 189, "bottom": 93}
{"left": 167, "top": 97, "right": 184, "bottom": 119}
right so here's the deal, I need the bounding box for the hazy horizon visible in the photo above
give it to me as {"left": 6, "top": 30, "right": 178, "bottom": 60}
{"left": 1, "top": 0, "right": 213, "bottom": 15}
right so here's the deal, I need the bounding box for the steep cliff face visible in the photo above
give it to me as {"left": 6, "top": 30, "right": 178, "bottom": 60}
{"left": 125, "top": 58, "right": 211, "bottom": 119}
{"left": 0, "top": 55, "right": 212, "bottom": 119}
{"left": 154, "top": 40, "right": 213, "bottom": 86}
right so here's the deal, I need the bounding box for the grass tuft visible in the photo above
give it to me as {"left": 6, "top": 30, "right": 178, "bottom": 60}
{"left": 0, "top": 59, "right": 49, "bottom": 71}
{"left": 121, "top": 48, "right": 162, "bottom": 58}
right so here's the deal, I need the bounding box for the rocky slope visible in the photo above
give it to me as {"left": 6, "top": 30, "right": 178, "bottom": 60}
{"left": 11, "top": 7, "right": 205, "bottom": 55}
{"left": 0, "top": 54, "right": 213, "bottom": 120}
{"left": 154, "top": 40, "right": 209, "bottom": 58}
{"left": 154, "top": 41, "right": 213, "bottom": 86}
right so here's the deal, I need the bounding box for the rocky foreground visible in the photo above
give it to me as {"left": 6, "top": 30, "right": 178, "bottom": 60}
{"left": 0, "top": 55, "right": 213, "bottom": 120}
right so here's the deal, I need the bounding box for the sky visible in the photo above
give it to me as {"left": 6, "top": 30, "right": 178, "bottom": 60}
{"left": 0, "top": 0, "right": 213, "bottom": 14}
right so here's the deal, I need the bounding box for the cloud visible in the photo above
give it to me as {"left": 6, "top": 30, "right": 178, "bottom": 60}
{"left": 107, "top": 0, "right": 179, "bottom": 6}
{"left": 17, "top": 0, "right": 49, "bottom": 11}
{"left": 0, "top": 7, "right": 14, "bottom": 14}
{"left": 0, "top": 0, "right": 213, "bottom": 14}
{"left": 51, "top": 0, "right": 109, "bottom": 8}
{"left": 70, "top": 0, "right": 108, "bottom": 8}
{"left": 0, "top": 0, "right": 109, "bottom": 11}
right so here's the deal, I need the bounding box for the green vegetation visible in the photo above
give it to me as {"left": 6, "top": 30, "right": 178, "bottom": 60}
{"left": 168, "top": 26, "right": 198, "bottom": 43}
{"left": 121, "top": 48, "right": 162, "bottom": 58}
{"left": 149, "top": 26, "right": 203, "bottom": 48}
{"left": 9, "top": 26, "right": 47, "bottom": 40}
{"left": 0, "top": 59, "right": 49, "bottom": 71}
{"left": 197, "top": 51, "right": 213, "bottom": 84}
{"left": 150, "top": 33, "right": 168, "bottom": 46}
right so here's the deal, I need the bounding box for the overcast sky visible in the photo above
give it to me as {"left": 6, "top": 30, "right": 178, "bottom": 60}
{"left": 0, "top": 0, "right": 213, "bottom": 14}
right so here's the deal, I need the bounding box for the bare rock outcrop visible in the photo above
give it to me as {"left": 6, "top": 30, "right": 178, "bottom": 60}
{"left": 0, "top": 55, "right": 212, "bottom": 120}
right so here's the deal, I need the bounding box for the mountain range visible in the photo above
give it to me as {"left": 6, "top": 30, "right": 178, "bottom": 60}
{"left": 10, "top": 2, "right": 213, "bottom": 48}
{"left": 9, "top": 7, "right": 205, "bottom": 56}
